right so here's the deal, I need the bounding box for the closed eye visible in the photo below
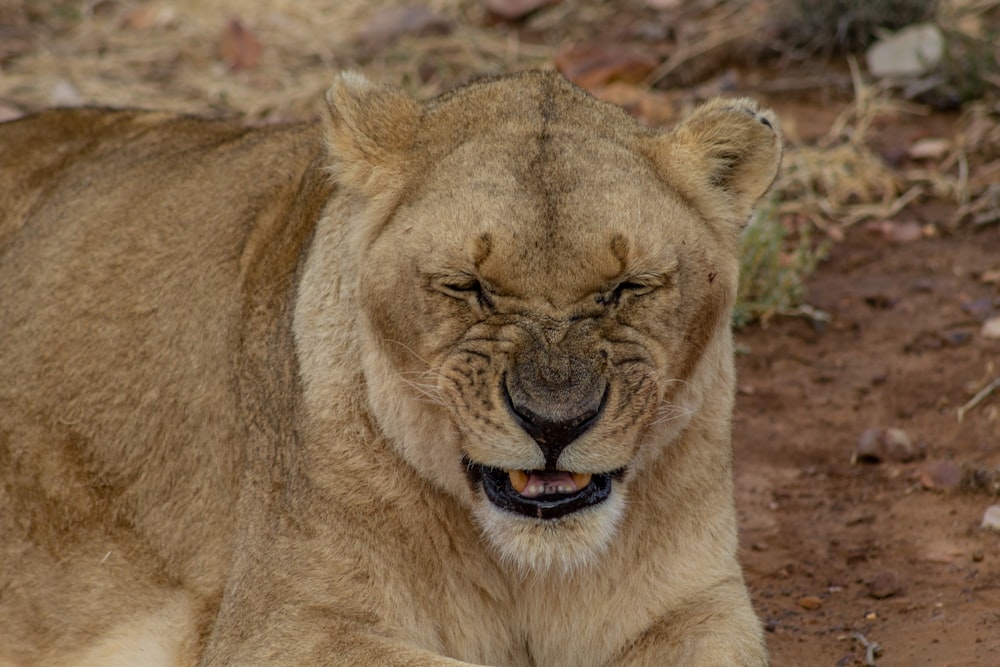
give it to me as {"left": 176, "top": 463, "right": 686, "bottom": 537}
{"left": 604, "top": 274, "right": 667, "bottom": 305}
{"left": 432, "top": 273, "right": 493, "bottom": 307}
{"left": 614, "top": 281, "right": 656, "bottom": 298}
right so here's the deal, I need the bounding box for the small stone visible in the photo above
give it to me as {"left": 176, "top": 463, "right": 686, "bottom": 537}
{"left": 867, "top": 570, "right": 903, "bottom": 599}
{"left": 50, "top": 80, "right": 83, "bottom": 107}
{"left": 882, "top": 428, "right": 915, "bottom": 462}
{"left": 884, "top": 221, "right": 924, "bottom": 244}
{"left": 854, "top": 428, "right": 884, "bottom": 463}
{"left": 918, "top": 460, "right": 962, "bottom": 491}
{"left": 798, "top": 595, "right": 823, "bottom": 610}
{"left": 982, "top": 505, "right": 1000, "bottom": 532}
{"left": 853, "top": 427, "right": 915, "bottom": 464}
{"left": 981, "top": 316, "right": 1000, "bottom": 340}
{"left": 865, "top": 23, "right": 945, "bottom": 78}
{"left": 0, "top": 103, "right": 23, "bottom": 123}
{"left": 940, "top": 329, "right": 974, "bottom": 347}
{"left": 908, "top": 137, "right": 951, "bottom": 160}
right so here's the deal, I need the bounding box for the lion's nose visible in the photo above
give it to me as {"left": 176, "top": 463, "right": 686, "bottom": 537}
{"left": 503, "top": 360, "right": 607, "bottom": 469}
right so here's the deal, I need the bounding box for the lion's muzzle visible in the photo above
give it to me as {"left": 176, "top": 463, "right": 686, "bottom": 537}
{"left": 502, "top": 344, "right": 608, "bottom": 468}
{"left": 465, "top": 341, "right": 619, "bottom": 520}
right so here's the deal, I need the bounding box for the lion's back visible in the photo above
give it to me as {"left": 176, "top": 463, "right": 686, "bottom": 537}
{"left": 0, "top": 109, "right": 325, "bottom": 657}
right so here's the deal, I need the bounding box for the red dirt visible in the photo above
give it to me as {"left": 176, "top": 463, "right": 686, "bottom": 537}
{"left": 734, "top": 222, "right": 1000, "bottom": 667}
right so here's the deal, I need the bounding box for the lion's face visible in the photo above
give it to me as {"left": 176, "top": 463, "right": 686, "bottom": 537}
{"left": 317, "top": 71, "right": 780, "bottom": 573}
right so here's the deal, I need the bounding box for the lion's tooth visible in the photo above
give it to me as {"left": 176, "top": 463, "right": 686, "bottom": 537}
{"left": 508, "top": 469, "right": 529, "bottom": 494}
{"left": 571, "top": 473, "right": 592, "bottom": 489}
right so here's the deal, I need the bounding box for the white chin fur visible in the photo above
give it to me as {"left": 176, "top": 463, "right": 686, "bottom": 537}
{"left": 472, "top": 487, "right": 627, "bottom": 577}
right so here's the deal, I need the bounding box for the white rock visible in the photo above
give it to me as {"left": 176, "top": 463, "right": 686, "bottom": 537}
{"left": 982, "top": 505, "right": 1000, "bottom": 532}
{"left": 866, "top": 23, "right": 945, "bottom": 78}
{"left": 981, "top": 316, "right": 1000, "bottom": 340}
{"left": 49, "top": 80, "right": 83, "bottom": 107}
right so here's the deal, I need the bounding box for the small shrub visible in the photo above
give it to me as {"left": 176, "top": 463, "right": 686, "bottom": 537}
{"left": 733, "top": 203, "right": 829, "bottom": 328}
{"left": 776, "top": 0, "right": 939, "bottom": 57}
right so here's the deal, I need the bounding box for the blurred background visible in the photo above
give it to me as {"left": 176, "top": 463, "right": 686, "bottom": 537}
{"left": 2, "top": 1, "right": 998, "bottom": 665}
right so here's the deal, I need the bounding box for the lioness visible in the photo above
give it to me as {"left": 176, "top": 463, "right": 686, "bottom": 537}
{"left": 0, "top": 70, "right": 780, "bottom": 666}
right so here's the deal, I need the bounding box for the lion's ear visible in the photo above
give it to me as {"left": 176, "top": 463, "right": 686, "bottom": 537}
{"left": 323, "top": 72, "right": 420, "bottom": 200}
{"left": 642, "top": 97, "right": 781, "bottom": 228}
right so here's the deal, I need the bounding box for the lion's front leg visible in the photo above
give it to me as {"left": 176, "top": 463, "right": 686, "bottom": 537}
{"left": 202, "top": 614, "right": 488, "bottom": 667}
{"left": 615, "top": 581, "right": 768, "bottom": 667}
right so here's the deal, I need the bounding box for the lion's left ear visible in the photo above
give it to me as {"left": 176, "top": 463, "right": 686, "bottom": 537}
{"left": 323, "top": 72, "right": 420, "bottom": 202}
{"left": 641, "top": 97, "right": 782, "bottom": 228}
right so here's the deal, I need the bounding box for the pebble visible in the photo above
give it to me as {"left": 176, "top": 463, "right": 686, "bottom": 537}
{"left": 981, "top": 316, "right": 1000, "bottom": 340}
{"left": 867, "top": 570, "right": 903, "bottom": 599}
{"left": 982, "top": 505, "right": 1000, "bottom": 532}
{"left": 854, "top": 427, "right": 915, "bottom": 464}
{"left": 865, "top": 23, "right": 945, "bottom": 78}
{"left": 918, "top": 460, "right": 962, "bottom": 491}
{"left": 908, "top": 137, "right": 951, "bottom": 160}
{"left": 798, "top": 595, "right": 823, "bottom": 610}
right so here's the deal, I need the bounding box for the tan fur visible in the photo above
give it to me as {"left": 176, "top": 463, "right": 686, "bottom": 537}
{"left": 0, "top": 71, "right": 781, "bottom": 666}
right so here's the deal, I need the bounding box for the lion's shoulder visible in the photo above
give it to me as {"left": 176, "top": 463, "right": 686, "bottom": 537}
{"left": 0, "top": 109, "right": 324, "bottom": 251}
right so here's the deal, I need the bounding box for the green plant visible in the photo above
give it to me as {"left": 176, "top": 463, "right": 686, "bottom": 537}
{"left": 733, "top": 202, "right": 829, "bottom": 328}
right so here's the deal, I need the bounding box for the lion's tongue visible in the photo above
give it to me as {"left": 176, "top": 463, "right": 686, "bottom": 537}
{"left": 508, "top": 470, "right": 592, "bottom": 498}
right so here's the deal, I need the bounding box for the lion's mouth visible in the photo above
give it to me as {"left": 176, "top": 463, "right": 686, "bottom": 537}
{"left": 466, "top": 462, "right": 620, "bottom": 520}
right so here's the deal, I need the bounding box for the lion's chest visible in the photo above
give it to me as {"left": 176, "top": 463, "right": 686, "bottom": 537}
{"left": 411, "top": 563, "right": 649, "bottom": 667}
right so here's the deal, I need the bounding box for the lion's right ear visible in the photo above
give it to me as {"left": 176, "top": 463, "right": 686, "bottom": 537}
{"left": 641, "top": 97, "right": 782, "bottom": 231}
{"left": 323, "top": 72, "right": 420, "bottom": 202}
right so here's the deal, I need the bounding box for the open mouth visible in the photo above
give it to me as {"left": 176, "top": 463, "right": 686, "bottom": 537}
{"left": 466, "top": 462, "right": 620, "bottom": 520}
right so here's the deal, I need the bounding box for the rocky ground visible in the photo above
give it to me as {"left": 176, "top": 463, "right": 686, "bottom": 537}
{"left": 2, "top": 1, "right": 998, "bottom": 665}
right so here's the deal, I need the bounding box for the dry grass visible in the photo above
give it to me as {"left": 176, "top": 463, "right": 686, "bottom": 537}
{"left": 2, "top": 0, "right": 997, "bottom": 324}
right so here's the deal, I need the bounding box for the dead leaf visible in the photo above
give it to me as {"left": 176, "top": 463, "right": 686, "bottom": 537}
{"left": 356, "top": 6, "right": 452, "bottom": 53}
{"left": 591, "top": 82, "right": 676, "bottom": 127}
{"left": 484, "top": 0, "right": 559, "bottom": 21}
{"left": 554, "top": 44, "right": 659, "bottom": 90}
{"left": 122, "top": 4, "right": 176, "bottom": 30}
{"left": 218, "top": 19, "right": 262, "bottom": 71}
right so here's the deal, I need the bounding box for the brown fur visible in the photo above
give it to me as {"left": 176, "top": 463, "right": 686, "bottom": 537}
{"left": 0, "top": 71, "right": 781, "bottom": 666}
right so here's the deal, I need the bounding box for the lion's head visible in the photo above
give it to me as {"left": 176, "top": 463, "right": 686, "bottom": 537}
{"left": 307, "top": 71, "right": 780, "bottom": 573}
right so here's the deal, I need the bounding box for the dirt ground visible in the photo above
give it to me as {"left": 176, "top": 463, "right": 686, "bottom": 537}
{"left": 735, "top": 222, "right": 1000, "bottom": 666}
{"left": 2, "top": 1, "right": 998, "bottom": 665}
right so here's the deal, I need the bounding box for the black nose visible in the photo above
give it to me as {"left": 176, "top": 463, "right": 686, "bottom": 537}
{"left": 503, "top": 362, "right": 607, "bottom": 469}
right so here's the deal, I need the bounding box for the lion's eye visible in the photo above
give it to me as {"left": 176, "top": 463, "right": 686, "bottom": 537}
{"left": 607, "top": 278, "right": 659, "bottom": 305}
{"left": 614, "top": 281, "right": 655, "bottom": 298}
{"left": 433, "top": 274, "right": 491, "bottom": 306}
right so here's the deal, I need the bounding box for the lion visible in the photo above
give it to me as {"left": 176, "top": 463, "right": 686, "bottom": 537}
{"left": 0, "top": 70, "right": 781, "bottom": 666}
